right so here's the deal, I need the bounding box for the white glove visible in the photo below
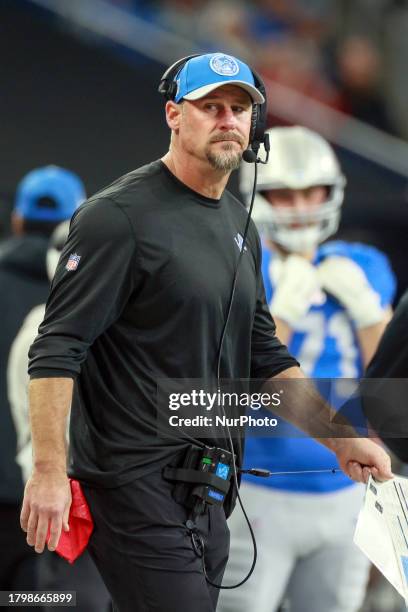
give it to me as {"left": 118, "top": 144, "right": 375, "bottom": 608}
{"left": 317, "top": 256, "right": 383, "bottom": 328}
{"left": 269, "top": 254, "right": 321, "bottom": 327}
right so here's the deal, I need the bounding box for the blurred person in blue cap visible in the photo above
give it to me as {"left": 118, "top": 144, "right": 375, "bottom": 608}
{"left": 0, "top": 166, "right": 84, "bottom": 595}
{"left": 12, "top": 165, "right": 85, "bottom": 234}
{"left": 21, "top": 53, "right": 392, "bottom": 612}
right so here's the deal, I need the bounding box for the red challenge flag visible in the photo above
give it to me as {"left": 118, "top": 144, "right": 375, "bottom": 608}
{"left": 46, "top": 479, "right": 94, "bottom": 564}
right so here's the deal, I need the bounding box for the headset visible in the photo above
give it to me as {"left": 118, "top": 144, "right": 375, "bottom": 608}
{"left": 158, "top": 54, "right": 270, "bottom": 162}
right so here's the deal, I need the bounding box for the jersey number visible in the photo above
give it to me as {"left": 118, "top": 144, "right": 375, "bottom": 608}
{"left": 295, "top": 311, "right": 359, "bottom": 378}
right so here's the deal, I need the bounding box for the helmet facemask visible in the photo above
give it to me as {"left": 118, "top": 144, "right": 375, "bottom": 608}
{"left": 253, "top": 181, "right": 344, "bottom": 253}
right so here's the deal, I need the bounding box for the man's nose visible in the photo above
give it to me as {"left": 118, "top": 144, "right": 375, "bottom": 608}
{"left": 218, "top": 107, "right": 238, "bottom": 130}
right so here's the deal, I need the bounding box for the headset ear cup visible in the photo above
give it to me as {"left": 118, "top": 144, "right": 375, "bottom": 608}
{"left": 254, "top": 98, "right": 267, "bottom": 144}
{"left": 158, "top": 78, "right": 178, "bottom": 101}
{"left": 249, "top": 105, "right": 259, "bottom": 146}
{"left": 167, "top": 81, "right": 178, "bottom": 101}
{"left": 158, "top": 54, "right": 202, "bottom": 101}
{"left": 249, "top": 68, "right": 268, "bottom": 150}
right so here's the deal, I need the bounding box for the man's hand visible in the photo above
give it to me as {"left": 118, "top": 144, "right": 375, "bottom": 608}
{"left": 329, "top": 437, "right": 393, "bottom": 483}
{"left": 317, "top": 256, "right": 383, "bottom": 329}
{"left": 20, "top": 471, "right": 72, "bottom": 553}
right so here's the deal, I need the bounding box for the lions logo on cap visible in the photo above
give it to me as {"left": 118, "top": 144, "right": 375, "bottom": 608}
{"left": 209, "top": 54, "right": 239, "bottom": 77}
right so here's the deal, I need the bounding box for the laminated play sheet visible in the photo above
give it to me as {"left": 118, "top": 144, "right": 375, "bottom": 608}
{"left": 354, "top": 474, "right": 408, "bottom": 603}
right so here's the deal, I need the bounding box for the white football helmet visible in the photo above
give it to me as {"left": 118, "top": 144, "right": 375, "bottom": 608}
{"left": 241, "top": 126, "right": 346, "bottom": 253}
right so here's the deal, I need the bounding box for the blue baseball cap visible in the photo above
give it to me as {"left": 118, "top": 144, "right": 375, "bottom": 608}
{"left": 174, "top": 53, "right": 265, "bottom": 104}
{"left": 15, "top": 165, "right": 86, "bottom": 222}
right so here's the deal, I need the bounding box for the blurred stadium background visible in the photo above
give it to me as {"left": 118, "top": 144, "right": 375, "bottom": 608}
{"left": 1, "top": 1, "right": 408, "bottom": 609}
{"left": 2, "top": 0, "right": 408, "bottom": 300}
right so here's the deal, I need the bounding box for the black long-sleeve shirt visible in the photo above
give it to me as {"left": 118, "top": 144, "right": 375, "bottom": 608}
{"left": 29, "top": 160, "right": 297, "bottom": 487}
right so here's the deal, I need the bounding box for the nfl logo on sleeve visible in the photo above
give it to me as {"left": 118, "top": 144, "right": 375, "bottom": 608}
{"left": 66, "top": 253, "right": 81, "bottom": 271}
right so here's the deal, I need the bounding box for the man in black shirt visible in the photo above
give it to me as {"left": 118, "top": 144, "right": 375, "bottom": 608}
{"left": 21, "top": 53, "right": 392, "bottom": 612}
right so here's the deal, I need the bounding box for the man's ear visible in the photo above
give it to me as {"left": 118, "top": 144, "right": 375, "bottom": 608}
{"left": 165, "top": 100, "right": 183, "bottom": 132}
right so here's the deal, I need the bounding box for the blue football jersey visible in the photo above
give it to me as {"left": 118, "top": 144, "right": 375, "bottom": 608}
{"left": 243, "top": 241, "right": 396, "bottom": 493}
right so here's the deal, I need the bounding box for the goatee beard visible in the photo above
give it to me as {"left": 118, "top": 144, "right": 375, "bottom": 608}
{"left": 206, "top": 143, "right": 242, "bottom": 172}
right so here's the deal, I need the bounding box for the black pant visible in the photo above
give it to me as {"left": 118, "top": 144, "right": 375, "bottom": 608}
{"left": 82, "top": 465, "right": 230, "bottom": 612}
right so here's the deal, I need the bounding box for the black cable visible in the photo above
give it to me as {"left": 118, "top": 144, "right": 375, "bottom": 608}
{"left": 199, "top": 161, "right": 260, "bottom": 589}
{"left": 200, "top": 142, "right": 347, "bottom": 584}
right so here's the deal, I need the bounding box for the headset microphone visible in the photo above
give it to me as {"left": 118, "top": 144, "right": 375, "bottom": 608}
{"left": 242, "top": 133, "right": 271, "bottom": 165}
{"left": 242, "top": 148, "right": 257, "bottom": 164}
